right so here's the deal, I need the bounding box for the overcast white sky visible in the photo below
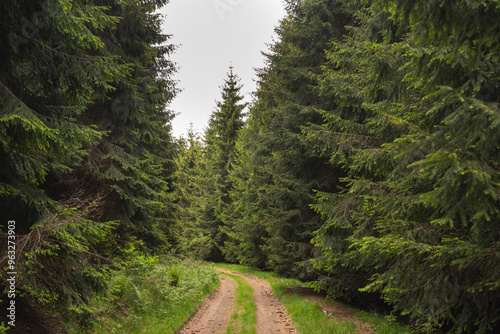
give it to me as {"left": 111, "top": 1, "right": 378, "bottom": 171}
{"left": 159, "top": 0, "right": 286, "bottom": 138}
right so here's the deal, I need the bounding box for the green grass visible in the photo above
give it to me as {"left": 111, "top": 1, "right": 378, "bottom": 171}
{"left": 357, "top": 312, "right": 415, "bottom": 334}
{"left": 209, "top": 262, "right": 416, "bottom": 334}
{"left": 79, "top": 260, "right": 415, "bottom": 334}
{"left": 209, "top": 262, "right": 270, "bottom": 277}
{"left": 68, "top": 257, "right": 220, "bottom": 334}
{"left": 280, "top": 293, "right": 358, "bottom": 334}
{"left": 220, "top": 272, "right": 256, "bottom": 334}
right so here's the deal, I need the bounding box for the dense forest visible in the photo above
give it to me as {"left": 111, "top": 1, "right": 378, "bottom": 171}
{"left": 1, "top": 0, "right": 499, "bottom": 333}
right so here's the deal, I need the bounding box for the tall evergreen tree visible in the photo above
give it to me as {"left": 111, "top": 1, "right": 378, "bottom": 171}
{"left": 224, "top": 0, "right": 350, "bottom": 277}
{"left": 182, "top": 65, "right": 246, "bottom": 261}
{"left": 304, "top": 0, "right": 406, "bottom": 301}
{"left": 0, "top": 0, "right": 123, "bottom": 315}
{"left": 0, "top": 0, "right": 120, "bottom": 225}
{"left": 310, "top": 0, "right": 500, "bottom": 332}
{"left": 76, "top": 0, "right": 179, "bottom": 250}
{"left": 175, "top": 126, "right": 208, "bottom": 257}
{"left": 0, "top": 0, "right": 178, "bottom": 325}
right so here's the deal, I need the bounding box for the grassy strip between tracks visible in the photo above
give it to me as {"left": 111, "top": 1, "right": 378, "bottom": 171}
{"left": 218, "top": 271, "right": 257, "bottom": 334}
{"left": 209, "top": 262, "right": 416, "bottom": 334}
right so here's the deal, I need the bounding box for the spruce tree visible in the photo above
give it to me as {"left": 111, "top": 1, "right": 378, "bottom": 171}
{"left": 304, "top": 0, "right": 407, "bottom": 301}
{"left": 0, "top": 0, "right": 178, "bottom": 326}
{"left": 0, "top": 0, "right": 120, "bottom": 223}
{"left": 175, "top": 126, "right": 208, "bottom": 257}
{"left": 0, "top": 0, "right": 122, "bottom": 325}
{"left": 224, "top": 0, "right": 350, "bottom": 277}
{"left": 310, "top": 0, "right": 500, "bottom": 332}
{"left": 183, "top": 65, "right": 246, "bottom": 261}
{"left": 79, "top": 0, "right": 179, "bottom": 250}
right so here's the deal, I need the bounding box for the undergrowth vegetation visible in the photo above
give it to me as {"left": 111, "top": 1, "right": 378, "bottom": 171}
{"left": 64, "top": 257, "right": 219, "bottom": 334}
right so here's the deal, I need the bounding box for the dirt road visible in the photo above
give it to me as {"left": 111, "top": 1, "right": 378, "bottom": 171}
{"left": 179, "top": 275, "right": 236, "bottom": 334}
{"left": 178, "top": 268, "right": 296, "bottom": 334}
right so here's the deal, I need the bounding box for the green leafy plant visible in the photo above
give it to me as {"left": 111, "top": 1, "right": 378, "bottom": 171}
{"left": 0, "top": 322, "right": 9, "bottom": 334}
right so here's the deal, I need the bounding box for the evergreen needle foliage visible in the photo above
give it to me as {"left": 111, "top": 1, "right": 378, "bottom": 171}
{"left": 0, "top": 0, "right": 178, "bottom": 329}
{"left": 306, "top": 0, "right": 500, "bottom": 333}
{"left": 222, "top": 0, "right": 348, "bottom": 278}
{"left": 177, "top": 66, "right": 247, "bottom": 261}
{"left": 2, "top": 0, "right": 499, "bottom": 333}
{"left": 179, "top": 1, "right": 500, "bottom": 333}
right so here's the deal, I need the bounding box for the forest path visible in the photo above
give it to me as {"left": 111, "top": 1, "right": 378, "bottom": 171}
{"left": 178, "top": 267, "right": 297, "bottom": 334}
{"left": 178, "top": 274, "right": 236, "bottom": 334}
{"left": 216, "top": 268, "right": 296, "bottom": 334}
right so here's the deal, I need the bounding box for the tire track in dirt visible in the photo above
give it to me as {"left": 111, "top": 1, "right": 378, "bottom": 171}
{"left": 217, "top": 268, "right": 297, "bottom": 334}
{"left": 179, "top": 274, "right": 236, "bottom": 334}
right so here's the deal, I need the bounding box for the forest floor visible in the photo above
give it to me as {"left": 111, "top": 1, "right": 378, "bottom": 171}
{"left": 179, "top": 268, "right": 296, "bottom": 334}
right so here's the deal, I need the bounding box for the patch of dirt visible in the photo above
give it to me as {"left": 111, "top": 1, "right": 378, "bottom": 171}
{"left": 217, "top": 269, "right": 296, "bottom": 334}
{"left": 284, "top": 286, "right": 374, "bottom": 334}
{"left": 178, "top": 274, "right": 237, "bottom": 334}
